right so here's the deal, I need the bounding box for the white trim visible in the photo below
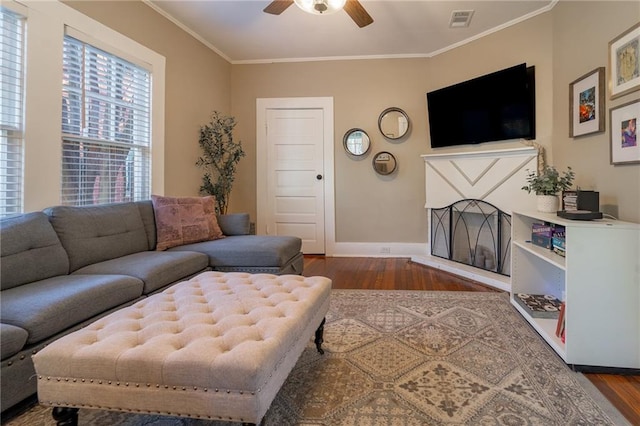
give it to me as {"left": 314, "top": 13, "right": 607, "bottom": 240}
{"left": 145, "top": 0, "right": 558, "bottom": 65}
{"left": 141, "top": 0, "right": 232, "bottom": 63}
{"left": 64, "top": 26, "right": 153, "bottom": 71}
{"left": 15, "top": 0, "right": 165, "bottom": 212}
{"left": 333, "top": 242, "right": 426, "bottom": 258}
{"left": 256, "top": 97, "right": 336, "bottom": 255}
{"left": 412, "top": 254, "right": 511, "bottom": 292}
{"left": 426, "top": 1, "right": 558, "bottom": 59}
{"left": 2, "top": 1, "right": 27, "bottom": 15}
{"left": 420, "top": 146, "right": 537, "bottom": 161}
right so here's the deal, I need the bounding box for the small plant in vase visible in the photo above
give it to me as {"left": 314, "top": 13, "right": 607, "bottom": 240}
{"left": 522, "top": 165, "right": 575, "bottom": 212}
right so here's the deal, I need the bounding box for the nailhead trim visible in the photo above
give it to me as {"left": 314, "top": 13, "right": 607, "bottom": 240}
{"left": 41, "top": 401, "right": 258, "bottom": 422}
{"left": 36, "top": 375, "right": 258, "bottom": 395}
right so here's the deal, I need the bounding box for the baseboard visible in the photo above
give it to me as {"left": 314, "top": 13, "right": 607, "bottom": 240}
{"left": 572, "top": 365, "right": 640, "bottom": 375}
{"left": 331, "top": 242, "right": 427, "bottom": 258}
{"left": 411, "top": 254, "right": 511, "bottom": 292}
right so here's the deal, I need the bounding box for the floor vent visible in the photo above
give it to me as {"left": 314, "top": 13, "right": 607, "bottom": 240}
{"left": 450, "top": 10, "right": 474, "bottom": 28}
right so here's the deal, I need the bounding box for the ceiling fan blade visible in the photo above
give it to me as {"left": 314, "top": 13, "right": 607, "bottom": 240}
{"left": 263, "top": 0, "right": 294, "bottom": 15}
{"left": 344, "top": 0, "right": 373, "bottom": 28}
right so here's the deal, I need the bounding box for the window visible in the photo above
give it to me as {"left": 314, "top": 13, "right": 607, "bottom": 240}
{"left": 61, "top": 35, "right": 151, "bottom": 206}
{"left": 0, "top": 7, "right": 25, "bottom": 216}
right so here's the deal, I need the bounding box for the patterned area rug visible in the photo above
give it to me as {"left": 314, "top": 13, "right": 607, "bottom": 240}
{"left": 5, "top": 290, "right": 627, "bottom": 425}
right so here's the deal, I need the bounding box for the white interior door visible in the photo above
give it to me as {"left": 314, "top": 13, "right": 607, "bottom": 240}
{"left": 257, "top": 98, "right": 334, "bottom": 254}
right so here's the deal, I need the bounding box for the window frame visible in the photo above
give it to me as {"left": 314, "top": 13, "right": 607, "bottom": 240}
{"left": 60, "top": 34, "right": 152, "bottom": 206}
{"left": 0, "top": 5, "right": 26, "bottom": 216}
{"left": 5, "top": 0, "right": 165, "bottom": 213}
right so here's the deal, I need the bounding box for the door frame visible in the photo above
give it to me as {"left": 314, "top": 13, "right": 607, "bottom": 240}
{"left": 256, "top": 97, "right": 336, "bottom": 255}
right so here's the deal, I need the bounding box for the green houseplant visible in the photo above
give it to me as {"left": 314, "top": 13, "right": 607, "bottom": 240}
{"left": 521, "top": 165, "right": 575, "bottom": 195}
{"left": 522, "top": 165, "right": 575, "bottom": 212}
{"left": 196, "top": 111, "right": 246, "bottom": 215}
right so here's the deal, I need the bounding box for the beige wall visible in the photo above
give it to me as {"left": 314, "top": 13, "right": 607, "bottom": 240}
{"left": 64, "top": 0, "right": 640, "bottom": 241}
{"left": 230, "top": 13, "right": 554, "bottom": 243}
{"left": 65, "top": 1, "right": 232, "bottom": 197}
{"left": 551, "top": 1, "right": 640, "bottom": 223}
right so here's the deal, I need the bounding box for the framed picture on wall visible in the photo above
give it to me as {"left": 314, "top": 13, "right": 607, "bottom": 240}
{"left": 569, "top": 67, "right": 605, "bottom": 137}
{"left": 610, "top": 99, "right": 640, "bottom": 165}
{"left": 609, "top": 22, "right": 640, "bottom": 99}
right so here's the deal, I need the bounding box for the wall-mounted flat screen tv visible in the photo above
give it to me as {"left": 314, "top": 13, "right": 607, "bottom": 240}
{"left": 426, "top": 63, "right": 535, "bottom": 148}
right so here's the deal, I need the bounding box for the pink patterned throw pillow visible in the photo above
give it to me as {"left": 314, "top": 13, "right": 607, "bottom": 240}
{"left": 151, "top": 195, "right": 224, "bottom": 251}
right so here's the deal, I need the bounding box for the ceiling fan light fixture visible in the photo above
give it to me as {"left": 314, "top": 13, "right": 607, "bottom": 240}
{"left": 294, "top": 0, "right": 347, "bottom": 15}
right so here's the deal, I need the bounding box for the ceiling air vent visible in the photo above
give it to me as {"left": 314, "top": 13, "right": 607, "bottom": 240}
{"left": 450, "top": 10, "right": 474, "bottom": 28}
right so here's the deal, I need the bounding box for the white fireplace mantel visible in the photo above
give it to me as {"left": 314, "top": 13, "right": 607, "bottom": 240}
{"left": 421, "top": 146, "right": 538, "bottom": 213}
{"left": 412, "top": 146, "right": 539, "bottom": 291}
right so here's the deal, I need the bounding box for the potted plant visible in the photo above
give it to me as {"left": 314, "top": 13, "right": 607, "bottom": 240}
{"left": 196, "top": 111, "right": 246, "bottom": 215}
{"left": 521, "top": 165, "right": 575, "bottom": 212}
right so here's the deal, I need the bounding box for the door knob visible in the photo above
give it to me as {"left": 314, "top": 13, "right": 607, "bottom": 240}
{"left": 316, "top": 174, "right": 323, "bottom": 180}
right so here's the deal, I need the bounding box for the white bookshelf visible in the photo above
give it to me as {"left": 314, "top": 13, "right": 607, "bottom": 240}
{"left": 511, "top": 210, "right": 640, "bottom": 369}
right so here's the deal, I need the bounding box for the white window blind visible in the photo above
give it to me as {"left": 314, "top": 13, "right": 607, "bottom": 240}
{"left": 0, "top": 7, "right": 25, "bottom": 216}
{"left": 61, "top": 35, "right": 151, "bottom": 206}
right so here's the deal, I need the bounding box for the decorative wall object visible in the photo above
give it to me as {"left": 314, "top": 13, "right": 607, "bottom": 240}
{"left": 609, "top": 22, "right": 640, "bottom": 99}
{"left": 569, "top": 67, "right": 605, "bottom": 137}
{"left": 610, "top": 99, "right": 639, "bottom": 165}
{"left": 372, "top": 151, "right": 397, "bottom": 175}
{"left": 343, "top": 128, "right": 370, "bottom": 156}
{"left": 378, "top": 107, "right": 410, "bottom": 140}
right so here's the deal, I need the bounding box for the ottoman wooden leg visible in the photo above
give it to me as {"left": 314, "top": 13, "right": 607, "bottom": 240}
{"left": 314, "top": 318, "right": 326, "bottom": 354}
{"left": 52, "top": 407, "right": 79, "bottom": 426}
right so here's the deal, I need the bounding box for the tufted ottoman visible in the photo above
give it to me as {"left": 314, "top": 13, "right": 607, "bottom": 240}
{"left": 33, "top": 271, "right": 331, "bottom": 425}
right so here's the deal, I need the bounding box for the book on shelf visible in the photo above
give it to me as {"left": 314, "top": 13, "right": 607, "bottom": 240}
{"left": 562, "top": 191, "right": 578, "bottom": 211}
{"left": 514, "top": 293, "right": 563, "bottom": 319}
{"left": 552, "top": 228, "right": 566, "bottom": 257}
{"left": 555, "top": 302, "right": 566, "bottom": 338}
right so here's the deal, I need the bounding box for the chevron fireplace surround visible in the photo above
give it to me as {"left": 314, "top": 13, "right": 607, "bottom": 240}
{"left": 413, "top": 147, "right": 539, "bottom": 291}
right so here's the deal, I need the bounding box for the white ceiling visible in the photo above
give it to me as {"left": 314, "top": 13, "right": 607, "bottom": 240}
{"left": 146, "top": 0, "right": 556, "bottom": 64}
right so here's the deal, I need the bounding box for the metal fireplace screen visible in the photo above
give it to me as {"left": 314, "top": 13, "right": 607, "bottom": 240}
{"left": 431, "top": 199, "right": 511, "bottom": 276}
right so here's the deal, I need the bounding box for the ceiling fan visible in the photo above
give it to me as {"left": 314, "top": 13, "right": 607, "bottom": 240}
{"left": 263, "top": 0, "right": 374, "bottom": 28}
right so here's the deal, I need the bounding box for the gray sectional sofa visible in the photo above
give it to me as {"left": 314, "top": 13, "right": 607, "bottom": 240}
{"left": 0, "top": 200, "right": 303, "bottom": 413}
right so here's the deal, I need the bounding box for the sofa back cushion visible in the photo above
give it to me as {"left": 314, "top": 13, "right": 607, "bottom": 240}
{"left": 217, "top": 213, "right": 250, "bottom": 236}
{"left": 0, "top": 212, "right": 70, "bottom": 290}
{"left": 45, "top": 203, "right": 149, "bottom": 272}
{"left": 136, "top": 200, "right": 157, "bottom": 250}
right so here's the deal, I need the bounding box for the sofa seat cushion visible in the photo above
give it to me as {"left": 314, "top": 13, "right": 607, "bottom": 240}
{"left": 0, "top": 275, "right": 143, "bottom": 345}
{"left": 1, "top": 323, "right": 29, "bottom": 360}
{"left": 73, "top": 251, "right": 209, "bottom": 294}
{"left": 169, "top": 235, "right": 302, "bottom": 268}
{"left": 1, "top": 212, "right": 69, "bottom": 290}
{"left": 45, "top": 203, "right": 149, "bottom": 272}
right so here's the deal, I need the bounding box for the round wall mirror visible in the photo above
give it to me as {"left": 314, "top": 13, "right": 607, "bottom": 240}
{"left": 343, "top": 128, "right": 371, "bottom": 156}
{"left": 372, "top": 151, "right": 397, "bottom": 175}
{"left": 378, "top": 107, "right": 410, "bottom": 140}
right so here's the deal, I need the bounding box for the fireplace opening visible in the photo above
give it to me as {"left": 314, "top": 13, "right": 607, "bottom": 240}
{"left": 431, "top": 199, "right": 511, "bottom": 276}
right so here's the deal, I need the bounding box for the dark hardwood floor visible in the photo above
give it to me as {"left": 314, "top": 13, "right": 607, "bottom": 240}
{"left": 303, "top": 255, "right": 640, "bottom": 425}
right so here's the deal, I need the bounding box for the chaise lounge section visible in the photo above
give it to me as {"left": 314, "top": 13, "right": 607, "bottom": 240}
{"left": 0, "top": 199, "right": 304, "bottom": 413}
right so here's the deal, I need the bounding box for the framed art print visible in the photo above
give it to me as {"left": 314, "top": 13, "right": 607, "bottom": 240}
{"left": 610, "top": 99, "right": 639, "bottom": 165}
{"left": 609, "top": 22, "right": 640, "bottom": 99}
{"left": 569, "top": 67, "right": 605, "bottom": 137}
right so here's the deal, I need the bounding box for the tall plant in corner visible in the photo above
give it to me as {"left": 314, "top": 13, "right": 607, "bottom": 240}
{"left": 196, "top": 111, "right": 245, "bottom": 215}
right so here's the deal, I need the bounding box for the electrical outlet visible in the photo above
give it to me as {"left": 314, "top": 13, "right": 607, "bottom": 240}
{"left": 380, "top": 247, "right": 391, "bottom": 254}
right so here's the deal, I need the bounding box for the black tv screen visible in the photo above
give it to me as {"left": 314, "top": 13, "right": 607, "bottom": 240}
{"left": 426, "top": 64, "right": 535, "bottom": 148}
